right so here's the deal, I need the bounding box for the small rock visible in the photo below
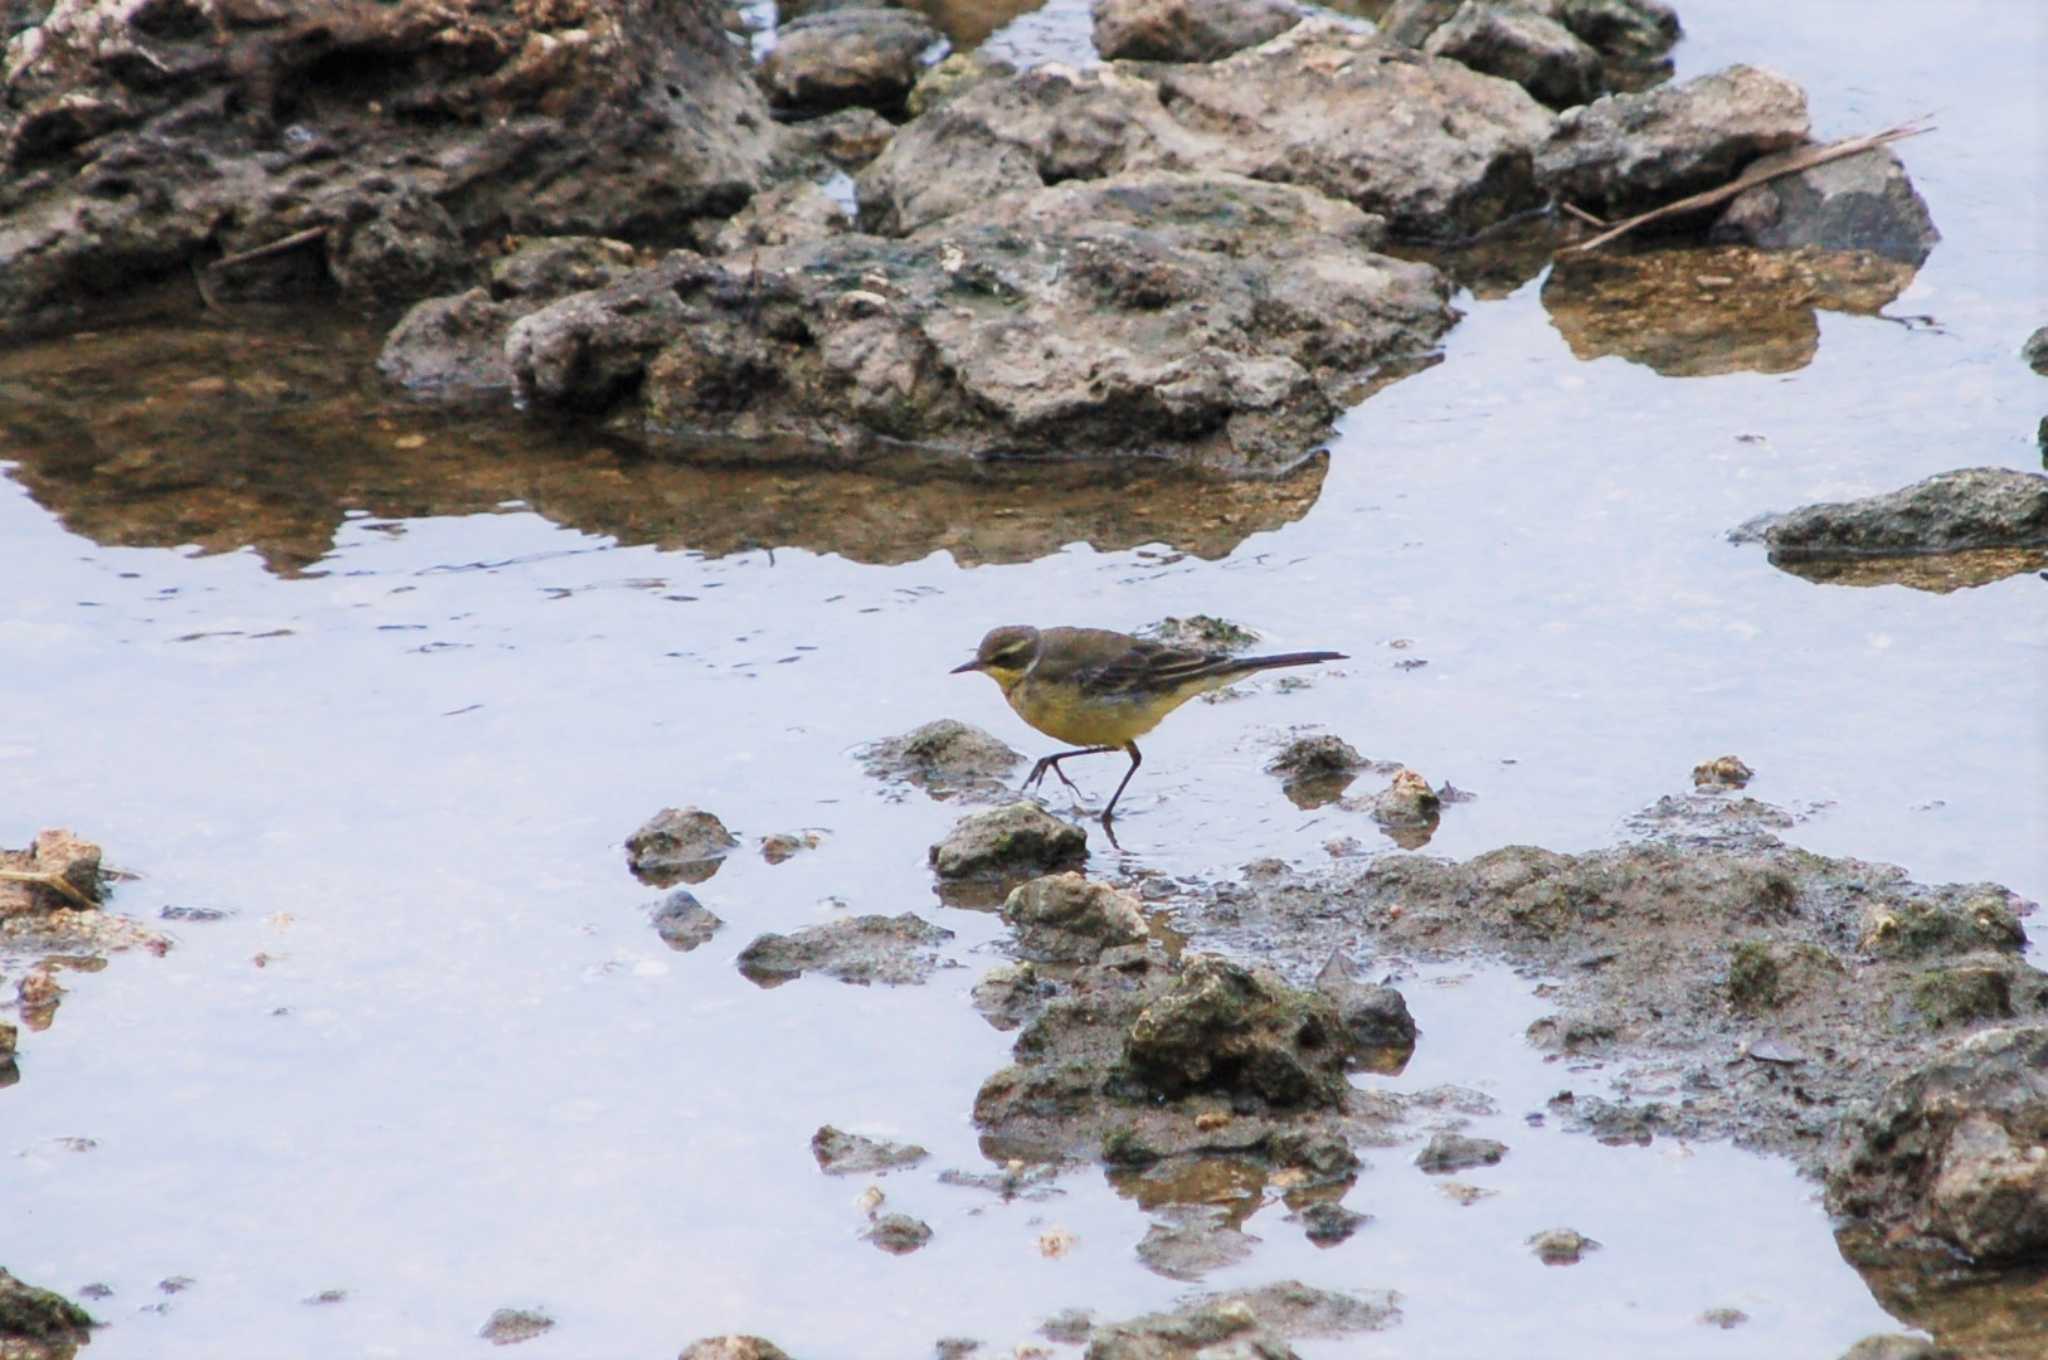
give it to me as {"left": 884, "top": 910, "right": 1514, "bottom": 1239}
{"left": 1837, "top": 1335, "right": 1940, "bottom": 1360}
{"left": 1092, "top": 0, "right": 1303, "bottom": 64}
{"left": 760, "top": 831, "right": 824, "bottom": 864}
{"left": 1267, "top": 733, "right": 1369, "bottom": 808}
{"left": 1086, "top": 1282, "right": 1400, "bottom": 1354}
{"left": 1314, "top": 953, "right": 1419, "bottom": 1057}
{"left": 737, "top": 913, "right": 955, "bottom": 987}
{"left": 1001, "top": 873, "right": 1148, "bottom": 962}
{"left": 1425, "top": 1, "right": 1603, "bottom": 111}
{"left": 1414, "top": 1132, "right": 1507, "bottom": 1174}
{"left": 479, "top": 1308, "right": 554, "bottom": 1345}
{"left": 758, "top": 9, "right": 945, "bottom": 117}
{"left": 905, "top": 50, "right": 1016, "bottom": 118}
{"left": 789, "top": 107, "right": 896, "bottom": 169}
{"left": 812, "top": 1125, "right": 930, "bottom": 1175}
{"left": 1143, "top": 615, "right": 1260, "bottom": 652}
{"left": 1438, "top": 1180, "right": 1496, "bottom": 1205}
{"left": 1369, "top": 768, "right": 1442, "bottom": 829}
{"left": 2024, "top": 327, "right": 2048, "bottom": 376}
{"left": 303, "top": 1288, "right": 348, "bottom": 1305}
{"left": 1134, "top": 1205, "right": 1257, "bottom": 1280}
{"left": 934, "top": 1339, "right": 982, "bottom": 1359}
{"left": 862, "top": 720, "right": 1025, "bottom": 804}
{"left": 929, "top": 803, "right": 1087, "bottom": 880}
{"left": 1038, "top": 1308, "right": 1095, "bottom": 1343}
{"left": 1554, "top": 0, "right": 1681, "bottom": 66}
{"left": 707, "top": 181, "right": 852, "bottom": 257}
{"left": 626, "top": 807, "right": 739, "bottom": 886}
{"left": 1298, "top": 1200, "right": 1369, "bottom": 1245}
{"left": 863, "top": 1212, "right": 934, "bottom": 1254}
{"left": 678, "top": 1338, "right": 793, "bottom": 1360}
{"left": 1528, "top": 1227, "right": 1601, "bottom": 1264}
{"left": 649, "top": 890, "right": 725, "bottom": 952}
{"left": 488, "top": 235, "right": 643, "bottom": 302}
{"left": 1693, "top": 755, "right": 1755, "bottom": 788}
{"left": 1711, "top": 144, "right": 1940, "bottom": 266}
{"left": 1377, "top": 0, "right": 1461, "bottom": 47}
{"left": 159, "top": 905, "right": 231, "bottom": 922}
{"left": 1699, "top": 1307, "right": 1749, "bottom": 1330}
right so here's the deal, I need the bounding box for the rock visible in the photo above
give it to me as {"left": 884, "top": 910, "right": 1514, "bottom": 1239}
{"left": 759, "top": 831, "right": 822, "bottom": 864}
{"left": 0, "top": 0, "right": 779, "bottom": 335}
{"left": 758, "top": 8, "right": 944, "bottom": 116}
{"left": 1910, "top": 966, "right": 2016, "bottom": 1030}
{"left": 862, "top": 1211, "right": 933, "bottom": 1253}
{"left": 1424, "top": 2, "right": 1602, "bottom": 111}
{"left": 1538, "top": 65, "right": 1810, "bottom": 214}
{"left": 489, "top": 236, "right": 645, "bottom": 301}
{"left": 861, "top": 719, "right": 1025, "bottom": 803}
{"left": 1711, "top": 145, "right": 1940, "bottom": 266}
{"left": 626, "top": 806, "right": 740, "bottom": 886}
{"left": 1552, "top": 0, "right": 1680, "bottom": 65}
{"left": 930, "top": 803, "right": 1088, "bottom": 880}
{"left": 1700, "top": 1308, "right": 1749, "bottom": 1330}
{"left": 1377, "top": 0, "right": 1462, "bottom": 48}
{"left": 1528, "top": 1227, "right": 1600, "bottom": 1264}
{"left": 2024, "top": 327, "right": 2048, "bottom": 376}
{"left": 1143, "top": 615, "right": 1260, "bottom": 652}
{"left": 1002, "top": 873, "right": 1149, "bottom": 962}
{"left": 1123, "top": 954, "right": 1350, "bottom": 1108}
{"left": 0, "top": 829, "right": 103, "bottom": 913}
{"left": 812, "top": 1125, "right": 930, "bottom": 1175}
{"left": 1297, "top": 1200, "right": 1369, "bottom": 1245}
{"left": 736, "top": 912, "right": 955, "bottom": 986}
{"left": 1366, "top": 768, "right": 1442, "bottom": 841}
{"left": 859, "top": 23, "right": 1554, "bottom": 241}
{"left": 378, "top": 290, "right": 528, "bottom": 394}
{"left": 1693, "top": 755, "right": 1754, "bottom": 788}
{"left": 1731, "top": 468, "right": 2048, "bottom": 560}
{"left": 507, "top": 259, "right": 697, "bottom": 413}
{"left": 1414, "top": 1132, "right": 1507, "bottom": 1173}
{"left": 1314, "top": 954, "right": 1418, "bottom": 1057}
{"left": 787, "top": 106, "right": 896, "bottom": 169}
{"left": 649, "top": 890, "right": 725, "bottom": 951}
{"left": 1091, "top": 0, "right": 1303, "bottom": 64}
{"left": 1135, "top": 1205, "right": 1257, "bottom": 1280}
{"left": 905, "top": 50, "right": 1016, "bottom": 118}
{"left": 0, "top": 1269, "right": 94, "bottom": 1355}
{"left": 479, "top": 1308, "right": 554, "bottom": 1345}
{"left": 1085, "top": 1282, "right": 1400, "bottom": 1358}
{"left": 1860, "top": 894, "right": 2028, "bottom": 961}
{"left": 1267, "top": 734, "right": 1369, "bottom": 808}
{"left": 677, "top": 1338, "right": 793, "bottom": 1360}
{"left": 934, "top": 1339, "right": 983, "bottom": 1359}
{"left": 1836, "top": 1336, "right": 1940, "bottom": 1360}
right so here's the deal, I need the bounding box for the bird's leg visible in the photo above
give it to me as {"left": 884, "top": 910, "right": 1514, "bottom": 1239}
{"left": 1099, "top": 743, "right": 1143, "bottom": 825}
{"left": 1023, "top": 746, "right": 1117, "bottom": 798}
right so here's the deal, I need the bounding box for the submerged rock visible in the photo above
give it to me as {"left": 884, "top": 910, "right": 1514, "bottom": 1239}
{"left": 861, "top": 719, "right": 1025, "bottom": 804}
{"left": 478, "top": 1307, "right": 554, "bottom": 1345}
{"left": 1092, "top": 0, "right": 1303, "bottom": 64}
{"left": 1528, "top": 1227, "right": 1601, "bottom": 1264}
{"left": 1415, "top": 1132, "right": 1507, "bottom": 1173}
{"left": 1731, "top": 468, "right": 2048, "bottom": 560}
{"left": 861, "top": 1212, "right": 934, "bottom": 1253}
{"left": 737, "top": 913, "right": 954, "bottom": 987}
{"left": 812, "top": 1125, "right": 930, "bottom": 1175}
{"left": 649, "top": 889, "right": 725, "bottom": 952}
{"left": 1083, "top": 1281, "right": 1400, "bottom": 1358}
{"left": 1134, "top": 1204, "right": 1257, "bottom": 1280}
{"left": 626, "top": 807, "right": 740, "bottom": 886}
{"left": 1538, "top": 64, "right": 1809, "bottom": 214}
{"left": 930, "top": 803, "right": 1088, "bottom": 881}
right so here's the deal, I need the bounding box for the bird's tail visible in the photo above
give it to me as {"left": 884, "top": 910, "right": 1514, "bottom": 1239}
{"left": 1226, "top": 650, "right": 1348, "bottom": 674}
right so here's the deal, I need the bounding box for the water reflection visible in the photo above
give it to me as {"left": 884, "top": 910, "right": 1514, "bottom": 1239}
{"left": 1544, "top": 243, "right": 1921, "bottom": 377}
{"left": 1769, "top": 547, "right": 2048, "bottom": 594}
{"left": 0, "top": 307, "right": 1327, "bottom": 576}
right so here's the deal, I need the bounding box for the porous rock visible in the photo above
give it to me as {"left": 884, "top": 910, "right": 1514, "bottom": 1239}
{"left": 1123, "top": 954, "right": 1350, "bottom": 1108}
{"left": 1091, "top": 0, "right": 1302, "bottom": 64}
{"left": 930, "top": 803, "right": 1087, "bottom": 880}
{"left": 757, "top": 8, "right": 944, "bottom": 117}
{"left": 861, "top": 719, "right": 1024, "bottom": 803}
{"left": 1711, "top": 144, "right": 1940, "bottom": 266}
{"left": 812, "top": 1125, "right": 930, "bottom": 1175}
{"left": 1001, "top": 873, "right": 1148, "bottom": 962}
{"left": 1424, "top": 1, "right": 1602, "bottom": 111}
{"left": 626, "top": 806, "right": 739, "bottom": 886}
{"left": 738, "top": 913, "right": 954, "bottom": 987}
{"left": 1731, "top": 468, "right": 2048, "bottom": 560}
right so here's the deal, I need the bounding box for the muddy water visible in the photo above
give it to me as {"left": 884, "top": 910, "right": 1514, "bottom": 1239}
{"left": 2, "top": 1, "right": 2043, "bottom": 1357}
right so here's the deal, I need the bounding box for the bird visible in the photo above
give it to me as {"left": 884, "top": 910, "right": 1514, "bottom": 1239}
{"left": 951, "top": 624, "right": 1347, "bottom": 824}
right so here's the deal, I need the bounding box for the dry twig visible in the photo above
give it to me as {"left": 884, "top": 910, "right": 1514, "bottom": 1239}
{"left": 0, "top": 867, "right": 97, "bottom": 910}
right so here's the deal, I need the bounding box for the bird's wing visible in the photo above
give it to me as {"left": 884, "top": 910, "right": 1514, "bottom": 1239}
{"left": 1077, "top": 639, "right": 1236, "bottom": 697}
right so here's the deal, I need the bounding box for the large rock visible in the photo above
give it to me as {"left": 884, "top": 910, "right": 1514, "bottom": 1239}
{"left": 857, "top": 22, "right": 1555, "bottom": 241}
{"left": 1732, "top": 468, "right": 2048, "bottom": 559}
{"left": 1123, "top": 954, "right": 1351, "bottom": 1108}
{"left": 1424, "top": 1, "right": 1602, "bottom": 111}
{"left": 1091, "top": 0, "right": 1303, "bottom": 64}
{"left": 1537, "top": 64, "right": 1810, "bottom": 213}
{"left": 1711, "top": 144, "right": 1941, "bottom": 266}
{"left": 0, "top": 0, "right": 779, "bottom": 333}
{"left": 757, "top": 7, "right": 943, "bottom": 116}
{"left": 1001, "top": 872, "right": 1149, "bottom": 962}
{"left": 515, "top": 171, "right": 1452, "bottom": 472}
{"left": 1826, "top": 1026, "right": 2048, "bottom": 1263}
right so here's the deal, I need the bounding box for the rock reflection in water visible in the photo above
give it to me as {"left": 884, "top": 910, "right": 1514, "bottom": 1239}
{"left": 1770, "top": 547, "right": 2048, "bottom": 594}
{"left": 1544, "top": 243, "right": 1921, "bottom": 377}
{"left": 0, "top": 306, "right": 1327, "bottom": 577}
{"left": 1838, "top": 1228, "right": 2048, "bottom": 1360}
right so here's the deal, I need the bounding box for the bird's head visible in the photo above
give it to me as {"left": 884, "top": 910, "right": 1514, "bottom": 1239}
{"left": 951, "top": 624, "right": 1040, "bottom": 689}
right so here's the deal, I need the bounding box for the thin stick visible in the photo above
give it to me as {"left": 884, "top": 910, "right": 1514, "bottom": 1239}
{"left": 209, "top": 224, "right": 327, "bottom": 271}
{"left": 1559, "top": 120, "right": 1934, "bottom": 255}
{"left": 1560, "top": 201, "right": 1608, "bottom": 227}
{"left": 0, "top": 868, "right": 97, "bottom": 909}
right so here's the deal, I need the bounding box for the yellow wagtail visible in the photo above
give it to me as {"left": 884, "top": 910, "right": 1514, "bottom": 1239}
{"left": 951, "top": 624, "right": 1347, "bottom": 824}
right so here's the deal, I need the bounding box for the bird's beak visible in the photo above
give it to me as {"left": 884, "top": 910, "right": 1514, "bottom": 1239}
{"left": 950, "top": 658, "right": 982, "bottom": 674}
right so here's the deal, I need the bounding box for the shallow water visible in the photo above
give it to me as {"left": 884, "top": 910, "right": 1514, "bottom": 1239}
{"left": 2, "top": 1, "right": 2043, "bottom": 1356}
